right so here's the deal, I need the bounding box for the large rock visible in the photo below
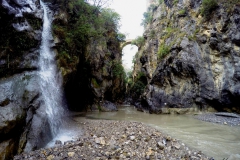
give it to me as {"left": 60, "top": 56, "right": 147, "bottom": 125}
{"left": 133, "top": 1, "right": 240, "bottom": 113}
{"left": 0, "top": 139, "right": 15, "bottom": 160}
{"left": 0, "top": 72, "right": 41, "bottom": 158}
{"left": 100, "top": 101, "right": 118, "bottom": 112}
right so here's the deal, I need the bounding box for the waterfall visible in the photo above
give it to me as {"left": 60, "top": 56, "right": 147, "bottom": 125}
{"left": 39, "top": 0, "right": 65, "bottom": 137}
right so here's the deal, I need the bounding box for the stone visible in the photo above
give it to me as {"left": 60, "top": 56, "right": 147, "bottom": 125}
{"left": 68, "top": 152, "right": 75, "bottom": 157}
{"left": 0, "top": 103, "right": 24, "bottom": 135}
{"left": 99, "top": 101, "right": 118, "bottom": 112}
{"left": 174, "top": 143, "right": 181, "bottom": 150}
{"left": 47, "top": 155, "right": 55, "bottom": 160}
{"left": 166, "top": 136, "right": 171, "bottom": 141}
{"left": 180, "top": 37, "right": 190, "bottom": 48}
{"left": 95, "top": 137, "right": 105, "bottom": 145}
{"left": 55, "top": 140, "right": 62, "bottom": 145}
{"left": 215, "top": 112, "right": 240, "bottom": 118}
{"left": 157, "top": 142, "right": 165, "bottom": 150}
{"left": 129, "top": 136, "right": 135, "bottom": 141}
{"left": 0, "top": 139, "right": 15, "bottom": 160}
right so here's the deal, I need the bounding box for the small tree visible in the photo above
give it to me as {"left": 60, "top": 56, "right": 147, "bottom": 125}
{"left": 201, "top": 0, "right": 218, "bottom": 17}
{"left": 85, "top": 0, "right": 112, "bottom": 8}
{"left": 158, "top": 44, "right": 170, "bottom": 59}
{"left": 132, "top": 36, "right": 145, "bottom": 46}
{"left": 101, "top": 8, "right": 121, "bottom": 32}
{"left": 117, "top": 33, "right": 126, "bottom": 42}
{"left": 141, "top": 11, "right": 153, "bottom": 27}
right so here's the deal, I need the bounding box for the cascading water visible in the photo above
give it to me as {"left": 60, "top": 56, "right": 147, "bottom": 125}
{"left": 39, "top": 0, "right": 65, "bottom": 137}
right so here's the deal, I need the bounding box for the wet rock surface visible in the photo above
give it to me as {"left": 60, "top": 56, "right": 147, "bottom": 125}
{"left": 14, "top": 120, "right": 210, "bottom": 160}
{"left": 195, "top": 112, "right": 240, "bottom": 126}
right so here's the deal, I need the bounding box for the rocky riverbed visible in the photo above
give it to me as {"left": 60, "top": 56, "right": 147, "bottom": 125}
{"left": 195, "top": 112, "right": 240, "bottom": 126}
{"left": 14, "top": 120, "right": 211, "bottom": 160}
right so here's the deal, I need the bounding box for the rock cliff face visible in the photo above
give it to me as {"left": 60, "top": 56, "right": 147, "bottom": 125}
{"left": 64, "top": 36, "right": 125, "bottom": 111}
{"left": 52, "top": 1, "right": 126, "bottom": 111}
{"left": 0, "top": 0, "right": 125, "bottom": 159}
{"left": 0, "top": 0, "right": 45, "bottom": 159}
{"left": 133, "top": 0, "right": 240, "bottom": 113}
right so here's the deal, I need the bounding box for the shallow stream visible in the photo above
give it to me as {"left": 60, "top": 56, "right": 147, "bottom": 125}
{"left": 48, "top": 105, "right": 240, "bottom": 159}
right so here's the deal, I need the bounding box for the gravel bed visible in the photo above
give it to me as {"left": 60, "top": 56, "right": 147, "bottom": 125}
{"left": 14, "top": 120, "right": 211, "bottom": 160}
{"left": 194, "top": 112, "right": 240, "bottom": 126}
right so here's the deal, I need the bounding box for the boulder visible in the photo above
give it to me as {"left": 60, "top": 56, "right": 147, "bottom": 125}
{"left": 100, "top": 101, "right": 118, "bottom": 112}
{"left": 0, "top": 139, "right": 15, "bottom": 160}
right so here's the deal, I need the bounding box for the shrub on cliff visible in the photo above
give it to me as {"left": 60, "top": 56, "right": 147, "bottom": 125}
{"left": 112, "top": 61, "right": 125, "bottom": 78}
{"left": 201, "top": 0, "right": 218, "bottom": 17}
{"left": 132, "top": 36, "right": 145, "bottom": 47}
{"left": 158, "top": 44, "right": 170, "bottom": 59}
{"left": 141, "top": 11, "right": 153, "bottom": 27}
{"left": 128, "top": 71, "right": 147, "bottom": 101}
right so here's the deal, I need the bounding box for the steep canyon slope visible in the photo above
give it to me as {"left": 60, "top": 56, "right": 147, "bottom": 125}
{"left": 133, "top": 0, "right": 240, "bottom": 114}
{"left": 0, "top": 0, "right": 125, "bottom": 159}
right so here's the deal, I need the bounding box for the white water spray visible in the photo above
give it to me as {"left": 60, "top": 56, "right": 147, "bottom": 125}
{"left": 39, "top": 1, "right": 65, "bottom": 137}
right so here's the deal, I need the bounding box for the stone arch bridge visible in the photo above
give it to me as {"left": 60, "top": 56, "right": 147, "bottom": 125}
{"left": 120, "top": 39, "right": 138, "bottom": 50}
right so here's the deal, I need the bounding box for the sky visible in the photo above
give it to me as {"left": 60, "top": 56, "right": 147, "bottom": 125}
{"left": 109, "top": 0, "right": 146, "bottom": 71}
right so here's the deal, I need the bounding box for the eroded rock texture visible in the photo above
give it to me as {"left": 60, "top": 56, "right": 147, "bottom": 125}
{"left": 134, "top": 0, "right": 240, "bottom": 113}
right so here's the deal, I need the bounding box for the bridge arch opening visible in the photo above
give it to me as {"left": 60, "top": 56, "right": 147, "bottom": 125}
{"left": 121, "top": 43, "right": 138, "bottom": 72}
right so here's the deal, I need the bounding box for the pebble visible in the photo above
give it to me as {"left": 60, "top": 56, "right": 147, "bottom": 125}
{"left": 14, "top": 120, "right": 210, "bottom": 160}
{"left": 157, "top": 142, "right": 165, "bottom": 150}
{"left": 195, "top": 112, "right": 240, "bottom": 126}
{"left": 67, "top": 152, "right": 75, "bottom": 157}
{"left": 174, "top": 143, "right": 181, "bottom": 150}
{"left": 129, "top": 135, "right": 135, "bottom": 140}
{"left": 46, "top": 155, "right": 54, "bottom": 160}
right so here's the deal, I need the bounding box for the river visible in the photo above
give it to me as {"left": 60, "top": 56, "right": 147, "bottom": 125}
{"left": 47, "top": 105, "right": 240, "bottom": 159}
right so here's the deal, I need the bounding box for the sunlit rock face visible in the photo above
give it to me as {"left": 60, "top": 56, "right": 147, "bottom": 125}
{"left": 133, "top": 0, "right": 240, "bottom": 113}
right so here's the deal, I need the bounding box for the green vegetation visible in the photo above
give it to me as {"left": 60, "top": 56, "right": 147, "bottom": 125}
{"left": 148, "top": 4, "right": 158, "bottom": 12}
{"left": 200, "top": 0, "right": 218, "bottom": 17}
{"left": 91, "top": 78, "right": 100, "bottom": 88}
{"left": 24, "top": 13, "right": 42, "bottom": 30}
{"left": 150, "top": 30, "right": 156, "bottom": 39}
{"left": 162, "top": 27, "right": 179, "bottom": 41}
{"left": 117, "top": 33, "right": 126, "bottom": 42}
{"left": 132, "top": 36, "right": 145, "bottom": 46}
{"left": 141, "top": 11, "right": 153, "bottom": 27}
{"left": 218, "top": 0, "right": 240, "bottom": 13}
{"left": 173, "top": 0, "right": 178, "bottom": 5}
{"left": 128, "top": 71, "right": 147, "bottom": 100}
{"left": 132, "top": 56, "right": 136, "bottom": 64}
{"left": 158, "top": 0, "right": 164, "bottom": 5}
{"left": 112, "top": 61, "right": 125, "bottom": 78}
{"left": 53, "top": 0, "right": 122, "bottom": 70}
{"left": 158, "top": 44, "right": 170, "bottom": 59}
{"left": 188, "top": 28, "right": 200, "bottom": 41}
{"left": 178, "top": 9, "right": 186, "bottom": 15}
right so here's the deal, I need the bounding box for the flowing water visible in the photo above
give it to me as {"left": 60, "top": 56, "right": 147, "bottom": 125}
{"left": 39, "top": 1, "right": 65, "bottom": 137}
{"left": 69, "top": 106, "right": 240, "bottom": 159}
{"left": 38, "top": 2, "right": 240, "bottom": 158}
